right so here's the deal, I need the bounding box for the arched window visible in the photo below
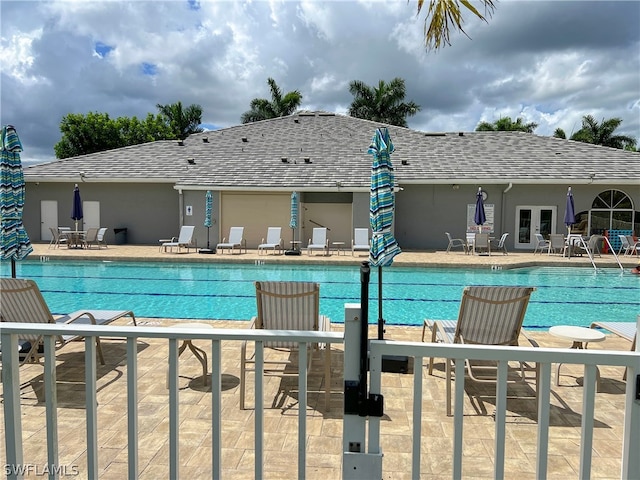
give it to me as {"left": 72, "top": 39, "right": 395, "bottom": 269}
{"left": 584, "top": 189, "right": 637, "bottom": 235}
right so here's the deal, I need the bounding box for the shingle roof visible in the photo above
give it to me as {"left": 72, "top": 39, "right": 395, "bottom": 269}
{"left": 25, "top": 111, "right": 639, "bottom": 189}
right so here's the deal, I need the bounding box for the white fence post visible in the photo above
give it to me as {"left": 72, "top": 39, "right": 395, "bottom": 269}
{"left": 621, "top": 315, "right": 640, "bottom": 478}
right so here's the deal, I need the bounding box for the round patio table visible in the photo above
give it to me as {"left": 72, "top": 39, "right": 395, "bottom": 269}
{"left": 549, "top": 325, "right": 605, "bottom": 388}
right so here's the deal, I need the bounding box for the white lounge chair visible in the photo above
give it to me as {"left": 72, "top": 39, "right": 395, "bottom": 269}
{"left": 533, "top": 233, "right": 549, "bottom": 254}
{"left": 307, "top": 227, "right": 329, "bottom": 256}
{"left": 590, "top": 321, "right": 637, "bottom": 380}
{"left": 0, "top": 278, "right": 137, "bottom": 367}
{"left": 217, "top": 226, "right": 246, "bottom": 254}
{"left": 161, "top": 225, "right": 196, "bottom": 253}
{"left": 352, "top": 228, "right": 370, "bottom": 255}
{"left": 624, "top": 235, "right": 639, "bottom": 256}
{"left": 240, "top": 281, "right": 332, "bottom": 410}
{"left": 494, "top": 232, "right": 509, "bottom": 255}
{"left": 257, "top": 227, "right": 282, "bottom": 255}
{"left": 445, "top": 232, "right": 467, "bottom": 254}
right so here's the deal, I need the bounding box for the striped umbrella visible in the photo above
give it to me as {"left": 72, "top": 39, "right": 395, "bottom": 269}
{"left": 368, "top": 127, "right": 401, "bottom": 339}
{"left": 288, "top": 191, "right": 299, "bottom": 253}
{"left": 204, "top": 190, "right": 213, "bottom": 249}
{"left": 1, "top": 125, "right": 33, "bottom": 277}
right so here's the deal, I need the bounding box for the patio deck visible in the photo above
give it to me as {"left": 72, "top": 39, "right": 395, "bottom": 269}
{"left": 1, "top": 243, "right": 637, "bottom": 479}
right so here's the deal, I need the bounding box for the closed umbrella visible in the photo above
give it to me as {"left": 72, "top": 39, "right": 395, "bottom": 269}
{"left": 286, "top": 191, "right": 301, "bottom": 255}
{"left": 71, "top": 184, "right": 83, "bottom": 231}
{"left": 474, "top": 186, "right": 487, "bottom": 230}
{"left": 199, "top": 190, "right": 214, "bottom": 254}
{"left": 564, "top": 186, "right": 576, "bottom": 237}
{"left": 368, "top": 127, "right": 401, "bottom": 340}
{"left": 1, "top": 125, "right": 33, "bottom": 277}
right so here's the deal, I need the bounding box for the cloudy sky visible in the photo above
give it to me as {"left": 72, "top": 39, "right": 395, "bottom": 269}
{"left": 2, "top": 0, "right": 639, "bottom": 166}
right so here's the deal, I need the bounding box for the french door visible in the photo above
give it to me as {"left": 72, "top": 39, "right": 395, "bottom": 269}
{"left": 515, "top": 206, "right": 557, "bottom": 250}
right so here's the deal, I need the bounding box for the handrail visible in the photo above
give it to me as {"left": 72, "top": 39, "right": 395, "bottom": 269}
{"left": 309, "top": 219, "right": 330, "bottom": 230}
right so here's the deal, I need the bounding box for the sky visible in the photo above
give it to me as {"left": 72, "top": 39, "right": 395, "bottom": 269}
{"left": 1, "top": 0, "right": 639, "bottom": 166}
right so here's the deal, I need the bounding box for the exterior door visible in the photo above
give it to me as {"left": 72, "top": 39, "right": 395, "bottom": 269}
{"left": 515, "top": 206, "right": 556, "bottom": 250}
{"left": 83, "top": 201, "right": 100, "bottom": 230}
{"left": 40, "top": 200, "right": 58, "bottom": 241}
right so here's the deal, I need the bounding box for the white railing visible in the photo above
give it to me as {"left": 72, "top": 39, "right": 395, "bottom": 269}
{"left": 3, "top": 315, "right": 639, "bottom": 480}
{"left": 1, "top": 323, "right": 343, "bottom": 480}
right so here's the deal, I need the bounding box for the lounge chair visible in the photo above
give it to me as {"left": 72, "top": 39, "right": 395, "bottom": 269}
{"left": 307, "top": 227, "right": 329, "bottom": 256}
{"left": 352, "top": 228, "right": 370, "bottom": 255}
{"left": 473, "top": 233, "right": 491, "bottom": 255}
{"left": 240, "top": 281, "right": 331, "bottom": 410}
{"left": 161, "top": 225, "right": 196, "bottom": 253}
{"left": 445, "top": 232, "right": 467, "bottom": 254}
{"left": 533, "top": 233, "right": 549, "bottom": 254}
{"left": 48, "top": 227, "right": 69, "bottom": 249}
{"left": 494, "top": 232, "right": 509, "bottom": 255}
{"left": 0, "top": 278, "right": 137, "bottom": 367}
{"left": 216, "top": 226, "right": 246, "bottom": 254}
{"left": 617, "top": 235, "right": 630, "bottom": 255}
{"left": 589, "top": 320, "right": 637, "bottom": 380}
{"left": 95, "top": 227, "right": 108, "bottom": 249}
{"left": 422, "top": 286, "right": 537, "bottom": 416}
{"left": 624, "top": 235, "right": 639, "bottom": 256}
{"left": 257, "top": 227, "right": 283, "bottom": 255}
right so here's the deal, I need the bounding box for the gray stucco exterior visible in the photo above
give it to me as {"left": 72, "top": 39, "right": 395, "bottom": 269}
{"left": 22, "top": 111, "right": 639, "bottom": 251}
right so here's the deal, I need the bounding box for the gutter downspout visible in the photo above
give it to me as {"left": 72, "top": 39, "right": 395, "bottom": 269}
{"left": 501, "top": 183, "right": 513, "bottom": 234}
{"left": 178, "top": 189, "right": 184, "bottom": 227}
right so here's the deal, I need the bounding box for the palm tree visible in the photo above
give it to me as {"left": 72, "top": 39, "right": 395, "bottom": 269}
{"left": 156, "top": 102, "right": 203, "bottom": 140}
{"left": 475, "top": 116, "right": 538, "bottom": 133}
{"left": 570, "top": 115, "right": 636, "bottom": 150}
{"left": 241, "top": 78, "right": 303, "bottom": 124}
{"left": 416, "top": 0, "right": 497, "bottom": 50}
{"left": 348, "top": 78, "right": 420, "bottom": 127}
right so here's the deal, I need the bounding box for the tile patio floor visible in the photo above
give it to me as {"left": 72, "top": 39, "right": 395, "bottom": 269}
{"left": 1, "top": 243, "right": 637, "bottom": 479}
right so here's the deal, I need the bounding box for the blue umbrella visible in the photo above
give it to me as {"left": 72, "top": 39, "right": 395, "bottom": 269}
{"left": 564, "top": 186, "right": 576, "bottom": 236}
{"left": 1, "top": 125, "right": 33, "bottom": 277}
{"left": 474, "top": 187, "right": 487, "bottom": 231}
{"left": 203, "top": 190, "right": 213, "bottom": 251}
{"left": 368, "top": 127, "right": 401, "bottom": 339}
{"left": 71, "top": 184, "right": 83, "bottom": 231}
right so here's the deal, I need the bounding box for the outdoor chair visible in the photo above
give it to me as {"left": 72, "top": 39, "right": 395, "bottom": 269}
{"left": 624, "top": 235, "right": 639, "bottom": 256}
{"left": 445, "top": 232, "right": 467, "bottom": 254}
{"left": 473, "top": 233, "right": 491, "bottom": 255}
{"left": 533, "top": 233, "right": 549, "bottom": 254}
{"left": 422, "top": 286, "right": 538, "bottom": 416}
{"left": 240, "top": 281, "right": 332, "bottom": 411}
{"left": 307, "top": 227, "right": 329, "bottom": 256}
{"left": 257, "top": 227, "right": 283, "bottom": 255}
{"left": 352, "top": 228, "right": 370, "bottom": 255}
{"left": 216, "top": 226, "right": 246, "bottom": 254}
{"left": 548, "top": 234, "right": 565, "bottom": 255}
{"left": 82, "top": 227, "right": 99, "bottom": 249}
{"left": 618, "top": 235, "right": 631, "bottom": 255}
{"left": 494, "top": 232, "right": 509, "bottom": 255}
{"left": 162, "top": 225, "right": 196, "bottom": 253}
{"left": 48, "top": 227, "right": 68, "bottom": 249}
{"left": 96, "top": 227, "right": 108, "bottom": 248}
{"left": 0, "top": 278, "right": 137, "bottom": 368}
{"left": 589, "top": 321, "right": 637, "bottom": 381}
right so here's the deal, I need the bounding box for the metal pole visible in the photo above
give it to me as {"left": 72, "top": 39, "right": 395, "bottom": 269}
{"left": 378, "top": 266, "right": 384, "bottom": 340}
{"left": 359, "top": 261, "right": 370, "bottom": 416}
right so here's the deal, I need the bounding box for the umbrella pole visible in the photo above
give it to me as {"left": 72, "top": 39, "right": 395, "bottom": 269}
{"left": 359, "top": 261, "right": 370, "bottom": 416}
{"left": 378, "top": 266, "right": 384, "bottom": 340}
{"left": 206, "top": 226, "right": 210, "bottom": 249}
{"left": 11, "top": 259, "right": 16, "bottom": 278}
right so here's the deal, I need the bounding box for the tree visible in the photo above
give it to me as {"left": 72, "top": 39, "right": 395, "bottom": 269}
{"left": 569, "top": 115, "right": 636, "bottom": 150}
{"left": 54, "top": 111, "right": 174, "bottom": 159}
{"left": 475, "top": 116, "right": 538, "bottom": 133}
{"left": 348, "top": 78, "right": 420, "bottom": 127}
{"left": 553, "top": 128, "right": 566, "bottom": 139}
{"left": 241, "top": 78, "right": 303, "bottom": 123}
{"left": 156, "top": 101, "right": 203, "bottom": 140}
{"left": 416, "top": 0, "right": 497, "bottom": 51}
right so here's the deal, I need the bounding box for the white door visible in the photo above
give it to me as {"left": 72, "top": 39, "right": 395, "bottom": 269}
{"left": 514, "top": 206, "right": 557, "bottom": 249}
{"left": 83, "top": 201, "right": 100, "bottom": 230}
{"left": 40, "top": 200, "right": 58, "bottom": 241}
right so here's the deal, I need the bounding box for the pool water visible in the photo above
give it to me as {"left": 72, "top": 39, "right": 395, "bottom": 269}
{"left": 3, "top": 260, "right": 638, "bottom": 329}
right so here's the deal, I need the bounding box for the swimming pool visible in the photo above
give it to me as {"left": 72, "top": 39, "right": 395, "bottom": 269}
{"left": 3, "top": 260, "right": 637, "bottom": 329}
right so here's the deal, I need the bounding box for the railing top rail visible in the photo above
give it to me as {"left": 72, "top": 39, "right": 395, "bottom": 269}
{"left": 369, "top": 339, "right": 640, "bottom": 368}
{"left": 0, "top": 322, "right": 344, "bottom": 344}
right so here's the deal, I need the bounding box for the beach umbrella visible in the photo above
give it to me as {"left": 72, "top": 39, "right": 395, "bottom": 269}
{"left": 71, "top": 184, "right": 83, "bottom": 231}
{"left": 1, "top": 125, "right": 33, "bottom": 277}
{"left": 474, "top": 186, "right": 487, "bottom": 230}
{"left": 286, "top": 191, "right": 300, "bottom": 254}
{"left": 203, "top": 190, "right": 213, "bottom": 251}
{"left": 564, "top": 186, "right": 576, "bottom": 236}
{"left": 368, "top": 127, "right": 401, "bottom": 340}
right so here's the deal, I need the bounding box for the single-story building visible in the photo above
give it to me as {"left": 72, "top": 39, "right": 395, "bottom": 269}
{"left": 22, "top": 111, "right": 640, "bottom": 252}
